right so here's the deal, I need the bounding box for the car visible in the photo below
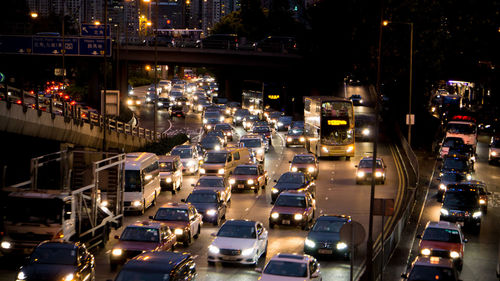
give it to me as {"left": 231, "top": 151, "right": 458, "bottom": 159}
{"left": 150, "top": 202, "right": 203, "bottom": 246}
{"left": 304, "top": 215, "right": 350, "bottom": 259}
{"left": 214, "top": 123, "right": 234, "bottom": 141}
{"left": 110, "top": 221, "right": 177, "bottom": 269}
{"left": 269, "top": 191, "right": 316, "bottom": 230}
{"left": 253, "top": 125, "right": 272, "bottom": 145}
{"left": 206, "top": 130, "right": 228, "bottom": 146}
{"left": 233, "top": 108, "right": 251, "bottom": 125}
{"left": 203, "top": 111, "right": 224, "bottom": 131}
{"left": 158, "top": 155, "right": 183, "bottom": 193}
{"left": 199, "top": 147, "right": 252, "bottom": 178}
{"left": 113, "top": 251, "right": 196, "bottom": 281}
{"left": 271, "top": 172, "right": 315, "bottom": 203}
{"left": 169, "top": 90, "right": 184, "bottom": 101}
{"left": 171, "top": 145, "right": 202, "bottom": 175}
{"left": 256, "top": 253, "right": 321, "bottom": 280}
{"left": 207, "top": 220, "right": 268, "bottom": 266}
{"left": 289, "top": 153, "right": 319, "bottom": 179}
{"left": 440, "top": 184, "right": 482, "bottom": 232}
{"left": 439, "top": 137, "right": 465, "bottom": 159}
{"left": 184, "top": 189, "right": 227, "bottom": 226}
{"left": 168, "top": 101, "right": 186, "bottom": 118}
{"left": 401, "top": 256, "right": 460, "bottom": 281}
{"left": 157, "top": 97, "right": 171, "bottom": 109}
{"left": 192, "top": 176, "right": 231, "bottom": 203}
{"left": 440, "top": 154, "right": 473, "bottom": 178}
{"left": 276, "top": 116, "right": 293, "bottom": 131}
{"left": 199, "top": 34, "right": 239, "bottom": 49}
{"left": 243, "top": 115, "right": 260, "bottom": 131}
{"left": 447, "top": 145, "right": 476, "bottom": 168}
{"left": 200, "top": 135, "right": 224, "bottom": 151}
{"left": 254, "top": 36, "right": 297, "bottom": 53}
{"left": 461, "top": 180, "right": 491, "bottom": 214}
{"left": 417, "top": 221, "right": 467, "bottom": 270}
{"left": 228, "top": 164, "right": 268, "bottom": 193}
{"left": 268, "top": 111, "right": 283, "bottom": 125}
{"left": 355, "top": 157, "right": 387, "bottom": 184}
{"left": 349, "top": 94, "right": 363, "bottom": 105}
{"left": 489, "top": 136, "right": 500, "bottom": 164}
{"left": 355, "top": 114, "right": 375, "bottom": 141}
{"left": 16, "top": 241, "right": 95, "bottom": 281}
{"left": 285, "top": 127, "right": 306, "bottom": 147}
{"left": 291, "top": 120, "right": 304, "bottom": 129}
{"left": 436, "top": 172, "right": 468, "bottom": 201}
{"left": 126, "top": 95, "right": 142, "bottom": 107}
{"left": 239, "top": 134, "right": 267, "bottom": 163}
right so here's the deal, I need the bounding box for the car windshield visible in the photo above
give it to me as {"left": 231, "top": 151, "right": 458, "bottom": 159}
{"left": 159, "top": 161, "right": 173, "bottom": 172}
{"left": 275, "top": 195, "right": 306, "bottom": 207}
{"left": 115, "top": 270, "right": 170, "bottom": 281}
{"left": 292, "top": 155, "right": 315, "bottom": 164}
{"left": 408, "top": 265, "right": 457, "bottom": 281}
{"left": 187, "top": 192, "right": 219, "bottom": 203}
{"left": 120, "top": 227, "right": 159, "bottom": 242}
{"left": 358, "top": 159, "right": 383, "bottom": 168}
{"left": 234, "top": 166, "right": 258, "bottom": 175}
{"left": 312, "top": 220, "right": 345, "bottom": 233}
{"left": 278, "top": 116, "right": 292, "bottom": 123}
{"left": 443, "top": 138, "right": 464, "bottom": 148}
{"left": 443, "top": 158, "right": 467, "bottom": 170}
{"left": 263, "top": 260, "right": 308, "bottom": 277}
{"left": 444, "top": 192, "right": 479, "bottom": 208}
{"left": 201, "top": 136, "right": 220, "bottom": 145}
{"left": 287, "top": 128, "right": 304, "bottom": 136}
{"left": 278, "top": 173, "right": 305, "bottom": 183}
{"left": 197, "top": 178, "right": 224, "bottom": 187}
{"left": 235, "top": 109, "right": 250, "bottom": 116}
{"left": 207, "top": 131, "right": 224, "bottom": 138}
{"left": 270, "top": 112, "right": 282, "bottom": 119}
{"left": 217, "top": 224, "right": 256, "bottom": 238}
{"left": 254, "top": 126, "right": 270, "bottom": 133}
{"left": 204, "top": 152, "right": 227, "bottom": 163}
{"left": 422, "top": 227, "right": 461, "bottom": 243}
{"left": 205, "top": 112, "right": 221, "bottom": 119}
{"left": 30, "top": 246, "right": 76, "bottom": 265}
{"left": 125, "top": 170, "right": 142, "bottom": 192}
{"left": 171, "top": 148, "right": 192, "bottom": 159}
{"left": 154, "top": 208, "right": 189, "bottom": 221}
{"left": 215, "top": 124, "right": 231, "bottom": 130}
{"left": 240, "top": 139, "right": 261, "bottom": 148}
{"left": 441, "top": 173, "right": 466, "bottom": 182}
{"left": 447, "top": 123, "right": 476, "bottom": 135}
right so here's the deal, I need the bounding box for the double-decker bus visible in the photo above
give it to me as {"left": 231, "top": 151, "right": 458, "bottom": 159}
{"left": 304, "top": 96, "right": 355, "bottom": 159}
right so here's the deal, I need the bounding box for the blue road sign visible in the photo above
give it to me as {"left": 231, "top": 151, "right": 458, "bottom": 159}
{"left": 81, "top": 24, "right": 111, "bottom": 37}
{"left": 79, "top": 38, "right": 112, "bottom": 56}
{"left": 33, "top": 37, "right": 79, "bottom": 55}
{"left": 0, "top": 35, "right": 32, "bottom": 54}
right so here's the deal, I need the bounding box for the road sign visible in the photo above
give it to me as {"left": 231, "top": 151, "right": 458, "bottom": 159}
{"left": 340, "top": 221, "right": 365, "bottom": 247}
{"left": 81, "top": 24, "right": 111, "bottom": 37}
{"left": 406, "top": 114, "right": 415, "bottom": 125}
{"left": 0, "top": 72, "right": 5, "bottom": 83}
{"left": 0, "top": 35, "right": 32, "bottom": 54}
{"left": 33, "top": 37, "right": 79, "bottom": 55}
{"left": 79, "top": 38, "right": 112, "bottom": 56}
{"left": 373, "top": 198, "right": 395, "bottom": 216}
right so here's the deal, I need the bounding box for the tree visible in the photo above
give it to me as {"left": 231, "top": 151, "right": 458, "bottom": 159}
{"left": 212, "top": 11, "right": 243, "bottom": 35}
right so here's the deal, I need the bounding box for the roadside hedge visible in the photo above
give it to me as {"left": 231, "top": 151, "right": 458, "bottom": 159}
{"left": 137, "top": 133, "right": 189, "bottom": 155}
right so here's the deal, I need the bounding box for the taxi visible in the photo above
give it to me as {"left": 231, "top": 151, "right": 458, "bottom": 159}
{"left": 110, "top": 221, "right": 176, "bottom": 269}
{"left": 159, "top": 155, "right": 183, "bottom": 194}
{"left": 289, "top": 153, "right": 319, "bottom": 179}
{"left": 285, "top": 127, "right": 306, "bottom": 147}
{"left": 228, "top": 164, "right": 268, "bottom": 193}
{"left": 417, "top": 221, "right": 466, "bottom": 270}
{"left": 355, "top": 157, "right": 386, "bottom": 184}
{"left": 401, "top": 256, "right": 460, "bottom": 281}
{"left": 150, "top": 202, "right": 203, "bottom": 246}
{"left": 269, "top": 191, "right": 316, "bottom": 230}
{"left": 193, "top": 176, "right": 232, "bottom": 203}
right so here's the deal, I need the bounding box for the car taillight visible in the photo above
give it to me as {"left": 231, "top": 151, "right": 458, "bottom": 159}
{"left": 16, "top": 100, "right": 22, "bottom": 104}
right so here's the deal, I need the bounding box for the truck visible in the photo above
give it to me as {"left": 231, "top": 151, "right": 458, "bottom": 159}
{"left": 242, "top": 90, "right": 264, "bottom": 116}
{"left": 0, "top": 149, "right": 125, "bottom": 255}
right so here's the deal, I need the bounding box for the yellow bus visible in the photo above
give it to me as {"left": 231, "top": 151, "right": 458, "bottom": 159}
{"left": 304, "top": 96, "right": 355, "bottom": 159}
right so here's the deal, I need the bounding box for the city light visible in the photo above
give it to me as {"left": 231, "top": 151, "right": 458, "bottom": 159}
{"left": 382, "top": 20, "right": 389, "bottom": 26}
{"left": 146, "top": 21, "right": 152, "bottom": 26}
{"left": 94, "top": 20, "right": 101, "bottom": 25}
{"left": 145, "top": 65, "right": 151, "bottom": 71}
{"left": 30, "top": 12, "right": 38, "bottom": 19}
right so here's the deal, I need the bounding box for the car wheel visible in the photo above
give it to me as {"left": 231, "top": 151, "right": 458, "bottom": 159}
{"left": 269, "top": 221, "right": 275, "bottom": 229}
{"left": 171, "top": 187, "right": 176, "bottom": 195}
{"left": 213, "top": 217, "right": 219, "bottom": 226}
{"left": 183, "top": 231, "right": 192, "bottom": 247}
{"left": 194, "top": 225, "right": 201, "bottom": 239}
{"left": 152, "top": 193, "right": 157, "bottom": 206}
{"left": 254, "top": 188, "right": 258, "bottom": 194}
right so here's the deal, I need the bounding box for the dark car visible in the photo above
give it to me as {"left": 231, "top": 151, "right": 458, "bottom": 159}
{"left": 276, "top": 116, "right": 293, "bottom": 131}
{"left": 206, "top": 130, "right": 227, "bottom": 146}
{"left": 200, "top": 135, "right": 224, "bottom": 151}
{"left": 440, "top": 185, "right": 482, "bottom": 232}
{"left": 285, "top": 127, "right": 306, "bottom": 147}
{"left": 214, "top": 123, "right": 234, "bottom": 141}
{"left": 268, "top": 111, "right": 284, "bottom": 126}
{"left": 254, "top": 36, "right": 297, "bottom": 53}
{"left": 233, "top": 108, "right": 251, "bottom": 125}
{"left": 291, "top": 120, "right": 304, "bottom": 129}
{"left": 304, "top": 215, "right": 351, "bottom": 258}
{"left": 271, "top": 172, "right": 315, "bottom": 203}
{"left": 436, "top": 172, "right": 468, "bottom": 201}
{"left": 440, "top": 155, "right": 473, "bottom": 177}
{"left": 199, "top": 34, "right": 238, "bottom": 49}
{"left": 355, "top": 114, "right": 375, "bottom": 141}
{"left": 349, "top": 94, "right": 363, "bottom": 106}
{"left": 253, "top": 125, "right": 272, "bottom": 145}
{"left": 184, "top": 189, "right": 227, "bottom": 226}
{"left": 157, "top": 97, "right": 171, "bottom": 110}
{"left": 113, "top": 251, "right": 196, "bottom": 281}
{"left": 16, "top": 241, "right": 94, "bottom": 281}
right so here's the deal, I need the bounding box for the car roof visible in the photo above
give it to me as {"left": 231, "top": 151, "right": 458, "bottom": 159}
{"left": 360, "top": 157, "right": 383, "bottom": 161}
{"left": 293, "top": 154, "right": 316, "bottom": 158}
{"left": 317, "top": 215, "right": 351, "bottom": 222}
{"left": 159, "top": 155, "right": 180, "bottom": 162}
{"left": 159, "top": 202, "right": 190, "bottom": 209}
{"left": 199, "top": 175, "right": 224, "bottom": 180}
{"left": 271, "top": 253, "right": 312, "bottom": 263}
{"left": 223, "top": 219, "right": 257, "bottom": 227}
{"left": 37, "top": 241, "right": 79, "bottom": 249}
{"left": 123, "top": 251, "right": 191, "bottom": 272}
{"left": 279, "top": 190, "right": 307, "bottom": 197}
{"left": 190, "top": 189, "right": 219, "bottom": 194}
{"left": 280, "top": 171, "right": 305, "bottom": 176}
{"left": 413, "top": 256, "right": 454, "bottom": 268}
{"left": 236, "top": 164, "right": 259, "bottom": 168}
{"left": 425, "top": 221, "right": 461, "bottom": 231}
{"left": 127, "top": 221, "right": 163, "bottom": 229}
{"left": 173, "top": 145, "right": 193, "bottom": 149}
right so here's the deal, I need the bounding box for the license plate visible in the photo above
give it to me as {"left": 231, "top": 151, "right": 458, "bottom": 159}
{"left": 238, "top": 184, "right": 244, "bottom": 188}
{"left": 318, "top": 249, "right": 332, "bottom": 254}
{"left": 221, "top": 256, "right": 237, "bottom": 261}
{"left": 282, "top": 220, "right": 291, "bottom": 225}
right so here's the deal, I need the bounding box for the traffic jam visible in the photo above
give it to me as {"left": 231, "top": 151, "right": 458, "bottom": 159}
{"left": 2, "top": 75, "right": 391, "bottom": 281}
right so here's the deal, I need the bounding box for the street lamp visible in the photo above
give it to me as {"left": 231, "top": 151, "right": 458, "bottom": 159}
{"left": 94, "top": 20, "right": 101, "bottom": 25}
{"left": 383, "top": 20, "right": 414, "bottom": 146}
{"left": 30, "top": 12, "right": 38, "bottom": 19}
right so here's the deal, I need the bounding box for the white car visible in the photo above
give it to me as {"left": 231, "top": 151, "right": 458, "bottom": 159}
{"left": 207, "top": 220, "right": 268, "bottom": 265}
{"left": 257, "top": 253, "right": 322, "bottom": 281}
{"left": 170, "top": 145, "right": 201, "bottom": 175}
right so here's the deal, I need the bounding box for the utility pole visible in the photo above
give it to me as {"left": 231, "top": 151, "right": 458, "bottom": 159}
{"left": 62, "top": 0, "right": 66, "bottom": 83}
{"left": 102, "top": 0, "right": 108, "bottom": 151}
{"left": 407, "top": 23, "right": 414, "bottom": 147}
{"left": 153, "top": 0, "right": 159, "bottom": 141}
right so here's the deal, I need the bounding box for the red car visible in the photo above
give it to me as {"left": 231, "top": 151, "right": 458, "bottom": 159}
{"left": 151, "top": 202, "right": 203, "bottom": 246}
{"left": 110, "top": 221, "right": 176, "bottom": 269}
{"left": 269, "top": 191, "right": 316, "bottom": 230}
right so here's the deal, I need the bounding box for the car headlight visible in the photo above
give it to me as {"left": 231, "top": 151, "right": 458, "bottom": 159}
{"left": 257, "top": 148, "right": 264, "bottom": 155}
{"left": 491, "top": 151, "right": 498, "bottom": 157}
{"left": 112, "top": 248, "right": 123, "bottom": 256}
{"left": 1, "top": 241, "right": 11, "bottom": 249}
{"left": 208, "top": 245, "right": 220, "bottom": 254}
{"left": 177, "top": 102, "right": 182, "bottom": 106}
{"left": 214, "top": 145, "right": 220, "bottom": 150}
{"left": 308, "top": 167, "right": 315, "bottom": 173}
{"left": 299, "top": 137, "right": 305, "bottom": 142}
{"left": 127, "top": 100, "right": 133, "bottom": 105}
{"left": 479, "top": 199, "right": 486, "bottom": 205}
{"left": 375, "top": 171, "right": 383, "bottom": 178}
{"left": 206, "top": 125, "right": 212, "bottom": 129}
{"left": 336, "top": 242, "right": 348, "bottom": 250}
{"left": 271, "top": 212, "right": 279, "bottom": 219}
{"left": 278, "top": 122, "right": 283, "bottom": 126}
{"left": 225, "top": 109, "right": 230, "bottom": 114}
{"left": 166, "top": 177, "right": 172, "bottom": 183}
{"left": 472, "top": 211, "right": 481, "bottom": 218}
{"left": 136, "top": 101, "right": 141, "bottom": 105}
{"left": 291, "top": 167, "right": 298, "bottom": 172}
{"left": 146, "top": 97, "right": 151, "bottom": 102}
{"left": 220, "top": 116, "right": 225, "bottom": 122}
{"left": 241, "top": 248, "right": 254, "bottom": 256}
{"left": 174, "top": 228, "right": 184, "bottom": 235}
{"left": 200, "top": 168, "right": 206, "bottom": 174}
{"left": 450, "top": 251, "right": 460, "bottom": 259}
{"left": 227, "top": 132, "right": 232, "bottom": 136}
{"left": 421, "top": 248, "right": 431, "bottom": 256}
{"left": 229, "top": 179, "right": 235, "bottom": 185}
{"left": 272, "top": 188, "right": 279, "bottom": 194}
{"left": 17, "top": 271, "right": 26, "bottom": 280}
{"left": 198, "top": 105, "right": 202, "bottom": 111}
{"left": 346, "top": 145, "right": 354, "bottom": 153}
{"left": 101, "top": 200, "right": 109, "bottom": 208}
{"left": 362, "top": 128, "right": 370, "bottom": 136}
{"left": 287, "top": 137, "right": 292, "bottom": 142}
{"left": 158, "top": 102, "right": 163, "bottom": 106}
{"left": 187, "top": 161, "right": 195, "bottom": 167}
{"left": 206, "top": 209, "right": 217, "bottom": 216}
{"left": 466, "top": 174, "right": 472, "bottom": 181}
{"left": 247, "top": 179, "right": 254, "bottom": 185}
{"left": 63, "top": 273, "right": 74, "bottom": 281}
{"left": 439, "top": 184, "right": 446, "bottom": 190}
{"left": 357, "top": 171, "right": 365, "bottom": 178}
{"left": 203, "top": 119, "right": 207, "bottom": 124}
{"left": 440, "top": 208, "right": 449, "bottom": 216}
{"left": 218, "top": 168, "right": 225, "bottom": 174}
{"left": 236, "top": 116, "right": 241, "bottom": 120}
{"left": 305, "top": 238, "right": 316, "bottom": 248}
{"left": 322, "top": 146, "right": 329, "bottom": 152}
{"left": 133, "top": 200, "right": 142, "bottom": 207}
{"left": 294, "top": 213, "right": 303, "bottom": 220}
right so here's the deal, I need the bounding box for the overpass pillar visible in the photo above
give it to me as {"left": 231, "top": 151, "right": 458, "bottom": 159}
{"left": 167, "top": 65, "right": 175, "bottom": 79}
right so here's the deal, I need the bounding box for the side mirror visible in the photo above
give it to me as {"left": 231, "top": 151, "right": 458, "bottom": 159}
{"left": 255, "top": 268, "right": 263, "bottom": 273}
{"left": 181, "top": 199, "right": 186, "bottom": 203}
{"left": 463, "top": 238, "right": 468, "bottom": 243}
{"left": 436, "top": 177, "right": 441, "bottom": 181}
{"left": 149, "top": 215, "right": 154, "bottom": 220}
{"left": 416, "top": 234, "right": 422, "bottom": 239}
{"left": 114, "top": 235, "right": 119, "bottom": 240}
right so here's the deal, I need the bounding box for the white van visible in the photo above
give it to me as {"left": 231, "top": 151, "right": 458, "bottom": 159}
{"left": 124, "top": 152, "right": 161, "bottom": 214}
{"left": 445, "top": 120, "right": 477, "bottom": 150}
{"left": 199, "top": 147, "right": 251, "bottom": 178}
